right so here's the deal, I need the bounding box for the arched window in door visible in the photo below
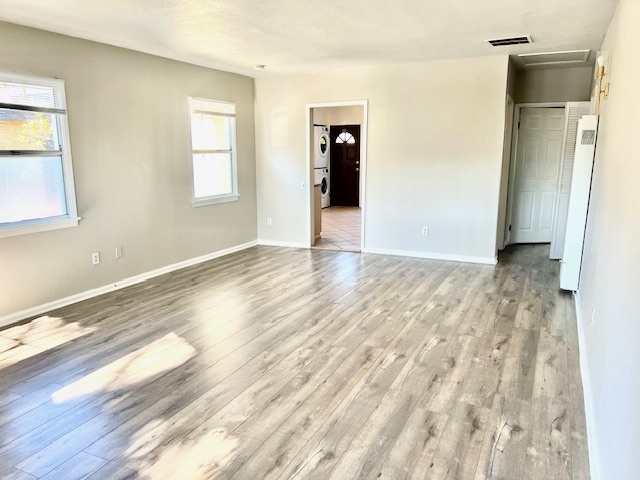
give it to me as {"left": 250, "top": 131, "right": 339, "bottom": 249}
{"left": 335, "top": 131, "right": 356, "bottom": 144}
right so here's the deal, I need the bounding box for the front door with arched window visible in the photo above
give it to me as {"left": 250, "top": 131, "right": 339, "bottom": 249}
{"left": 329, "top": 125, "right": 360, "bottom": 206}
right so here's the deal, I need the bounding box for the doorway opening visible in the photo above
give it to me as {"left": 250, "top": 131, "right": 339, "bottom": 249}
{"left": 306, "top": 101, "right": 368, "bottom": 253}
{"left": 504, "top": 101, "right": 591, "bottom": 259}
{"left": 507, "top": 104, "right": 566, "bottom": 245}
{"left": 314, "top": 206, "right": 361, "bottom": 251}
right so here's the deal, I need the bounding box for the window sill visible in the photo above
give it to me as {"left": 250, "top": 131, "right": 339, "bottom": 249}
{"left": 0, "top": 216, "right": 80, "bottom": 239}
{"left": 192, "top": 194, "right": 240, "bottom": 207}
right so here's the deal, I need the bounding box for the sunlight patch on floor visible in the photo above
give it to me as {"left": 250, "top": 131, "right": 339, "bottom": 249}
{"left": 51, "top": 333, "right": 196, "bottom": 404}
{"left": 128, "top": 427, "right": 242, "bottom": 479}
{"left": 193, "top": 294, "right": 246, "bottom": 336}
{"left": 0, "top": 316, "right": 96, "bottom": 370}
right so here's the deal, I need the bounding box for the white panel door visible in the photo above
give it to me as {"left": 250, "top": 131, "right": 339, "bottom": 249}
{"left": 511, "top": 107, "right": 565, "bottom": 244}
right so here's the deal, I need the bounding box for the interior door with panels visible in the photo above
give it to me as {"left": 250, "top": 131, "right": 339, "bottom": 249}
{"left": 510, "top": 107, "right": 566, "bottom": 244}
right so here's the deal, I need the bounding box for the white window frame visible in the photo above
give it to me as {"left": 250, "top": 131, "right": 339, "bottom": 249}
{"left": 0, "top": 71, "right": 79, "bottom": 239}
{"left": 188, "top": 97, "right": 239, "bottom": 207}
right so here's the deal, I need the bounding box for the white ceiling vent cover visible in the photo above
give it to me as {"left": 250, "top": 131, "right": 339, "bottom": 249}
{"left": 487, "top": 35, "right": 532, "bottom": 47}
{"left": 518, "top": 50, "right": 590, "bottom": 66}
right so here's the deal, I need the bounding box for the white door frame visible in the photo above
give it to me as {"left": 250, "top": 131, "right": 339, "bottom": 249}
{"left": 305, "top": 100, "right": 369, "bottom": 251}
{"left": 505, "top": 102, "right": 567, "bottom": 246}
{"left": 497, "top": 94, "right": 515, "bottom": 251}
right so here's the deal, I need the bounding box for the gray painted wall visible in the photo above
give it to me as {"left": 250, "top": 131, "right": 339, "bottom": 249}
{"left": 577, "top": 1, "right": 640, "bottom": 478}
{"left": 515, "top": 66, "right": 593, "bottom": 104}
{"left": 0, "top": 23, "right": 257, "bottom": 318}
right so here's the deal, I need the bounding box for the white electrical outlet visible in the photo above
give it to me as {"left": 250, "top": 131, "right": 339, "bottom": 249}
{"left": 422, "top": 227, "right": 429, "bottom": 236}
{"left": 115, "top": 246, "right": 123, "bottom": 259}
{"left": 267, "top": 217, "right": 273, "bottom": 226}
{"left": 92, "top": 252, "right": 100, "bottom": 265}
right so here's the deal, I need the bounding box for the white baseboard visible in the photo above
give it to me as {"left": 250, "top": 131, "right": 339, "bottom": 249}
{"left": 574, "top": 291, "right": 601, "bottom": 480}
{"left": 257, "top": 239, "right": 309, "bottom": 249}
{"left": 361, "top": 247, "right": 498, "bottom": 265}
{"left": 0, "top": 240, "right": 258, "bottom": 329}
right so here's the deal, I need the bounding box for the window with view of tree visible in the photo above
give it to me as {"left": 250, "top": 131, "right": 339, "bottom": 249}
{"left": 0, "top": 73, "right": 78, "bottom": 237}
{"left": 188, "top": 98, "right": 239, "bottom": 206}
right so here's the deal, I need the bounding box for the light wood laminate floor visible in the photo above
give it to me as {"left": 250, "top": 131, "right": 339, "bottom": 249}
{"left": 0, "top": 244, "right": 589, "bottom": 479}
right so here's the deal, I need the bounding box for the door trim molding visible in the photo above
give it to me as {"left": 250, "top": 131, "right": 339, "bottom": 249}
{"left": 505, "top": 102, "right": 567, "bottom": 246}
{"left": 306, "top": 100, "right": 369, "bottom": 251}
{"left": 497, "top": 94, "right": 515, "bottom": 252}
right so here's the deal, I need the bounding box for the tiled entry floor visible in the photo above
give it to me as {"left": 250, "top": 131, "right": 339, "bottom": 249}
{"left": 313, "top": 206, "right": 361, "bottom": 252}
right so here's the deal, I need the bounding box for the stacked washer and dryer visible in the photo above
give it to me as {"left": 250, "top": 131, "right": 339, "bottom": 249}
{"left": 313, "top": 125, "right": 330, "bottom": 208}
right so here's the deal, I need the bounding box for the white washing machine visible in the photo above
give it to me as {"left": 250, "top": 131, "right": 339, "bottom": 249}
{"left": 314, "top": 125, "right": 329, "bottom": 169}
{"left": 314, "top": 167, "right": 330, "bottom": 208}
{"left": 314, "top": 125, "right": 330, "bottom": 207}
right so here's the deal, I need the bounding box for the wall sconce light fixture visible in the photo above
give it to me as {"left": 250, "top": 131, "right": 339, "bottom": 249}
{"left": 595, "top": 55, "right": 610, "bottom": 114}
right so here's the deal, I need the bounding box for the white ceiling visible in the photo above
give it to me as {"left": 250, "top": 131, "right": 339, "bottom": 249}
{"left": 0, "top": 0, "right": 618, "bottom": 77}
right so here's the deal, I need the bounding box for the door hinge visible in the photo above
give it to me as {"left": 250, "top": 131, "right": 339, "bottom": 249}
{"left": 517, "top": 121, "right": 520, "bottom": 129}
{"left": 509, "top": 224, "right": 512, "bottom": 231}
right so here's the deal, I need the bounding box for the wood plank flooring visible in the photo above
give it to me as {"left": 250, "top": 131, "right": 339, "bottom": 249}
{"left": 0, "top": 244, "right": 590, "bottom": 479}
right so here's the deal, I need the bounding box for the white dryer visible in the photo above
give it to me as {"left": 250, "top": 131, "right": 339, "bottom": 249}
{"left": 314, "top": 125, "right": 329, "bottom": 169}
{"left": 314, "top": 167, "right": 330, "bottom": 208}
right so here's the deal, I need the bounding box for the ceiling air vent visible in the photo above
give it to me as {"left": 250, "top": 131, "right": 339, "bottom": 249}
{"left": 487, "top": 35, "right": 532, "bottom": 47}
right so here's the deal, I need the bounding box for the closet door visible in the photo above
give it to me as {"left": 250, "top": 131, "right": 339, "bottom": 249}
{"left": 510, "top": 108, "right": 565, "bottom": 244}
{"left": 560, "top": 115, "right": 599, "bottom": 291}
{"left": 550, "top": 102, "right": 592, "bottom": 259}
